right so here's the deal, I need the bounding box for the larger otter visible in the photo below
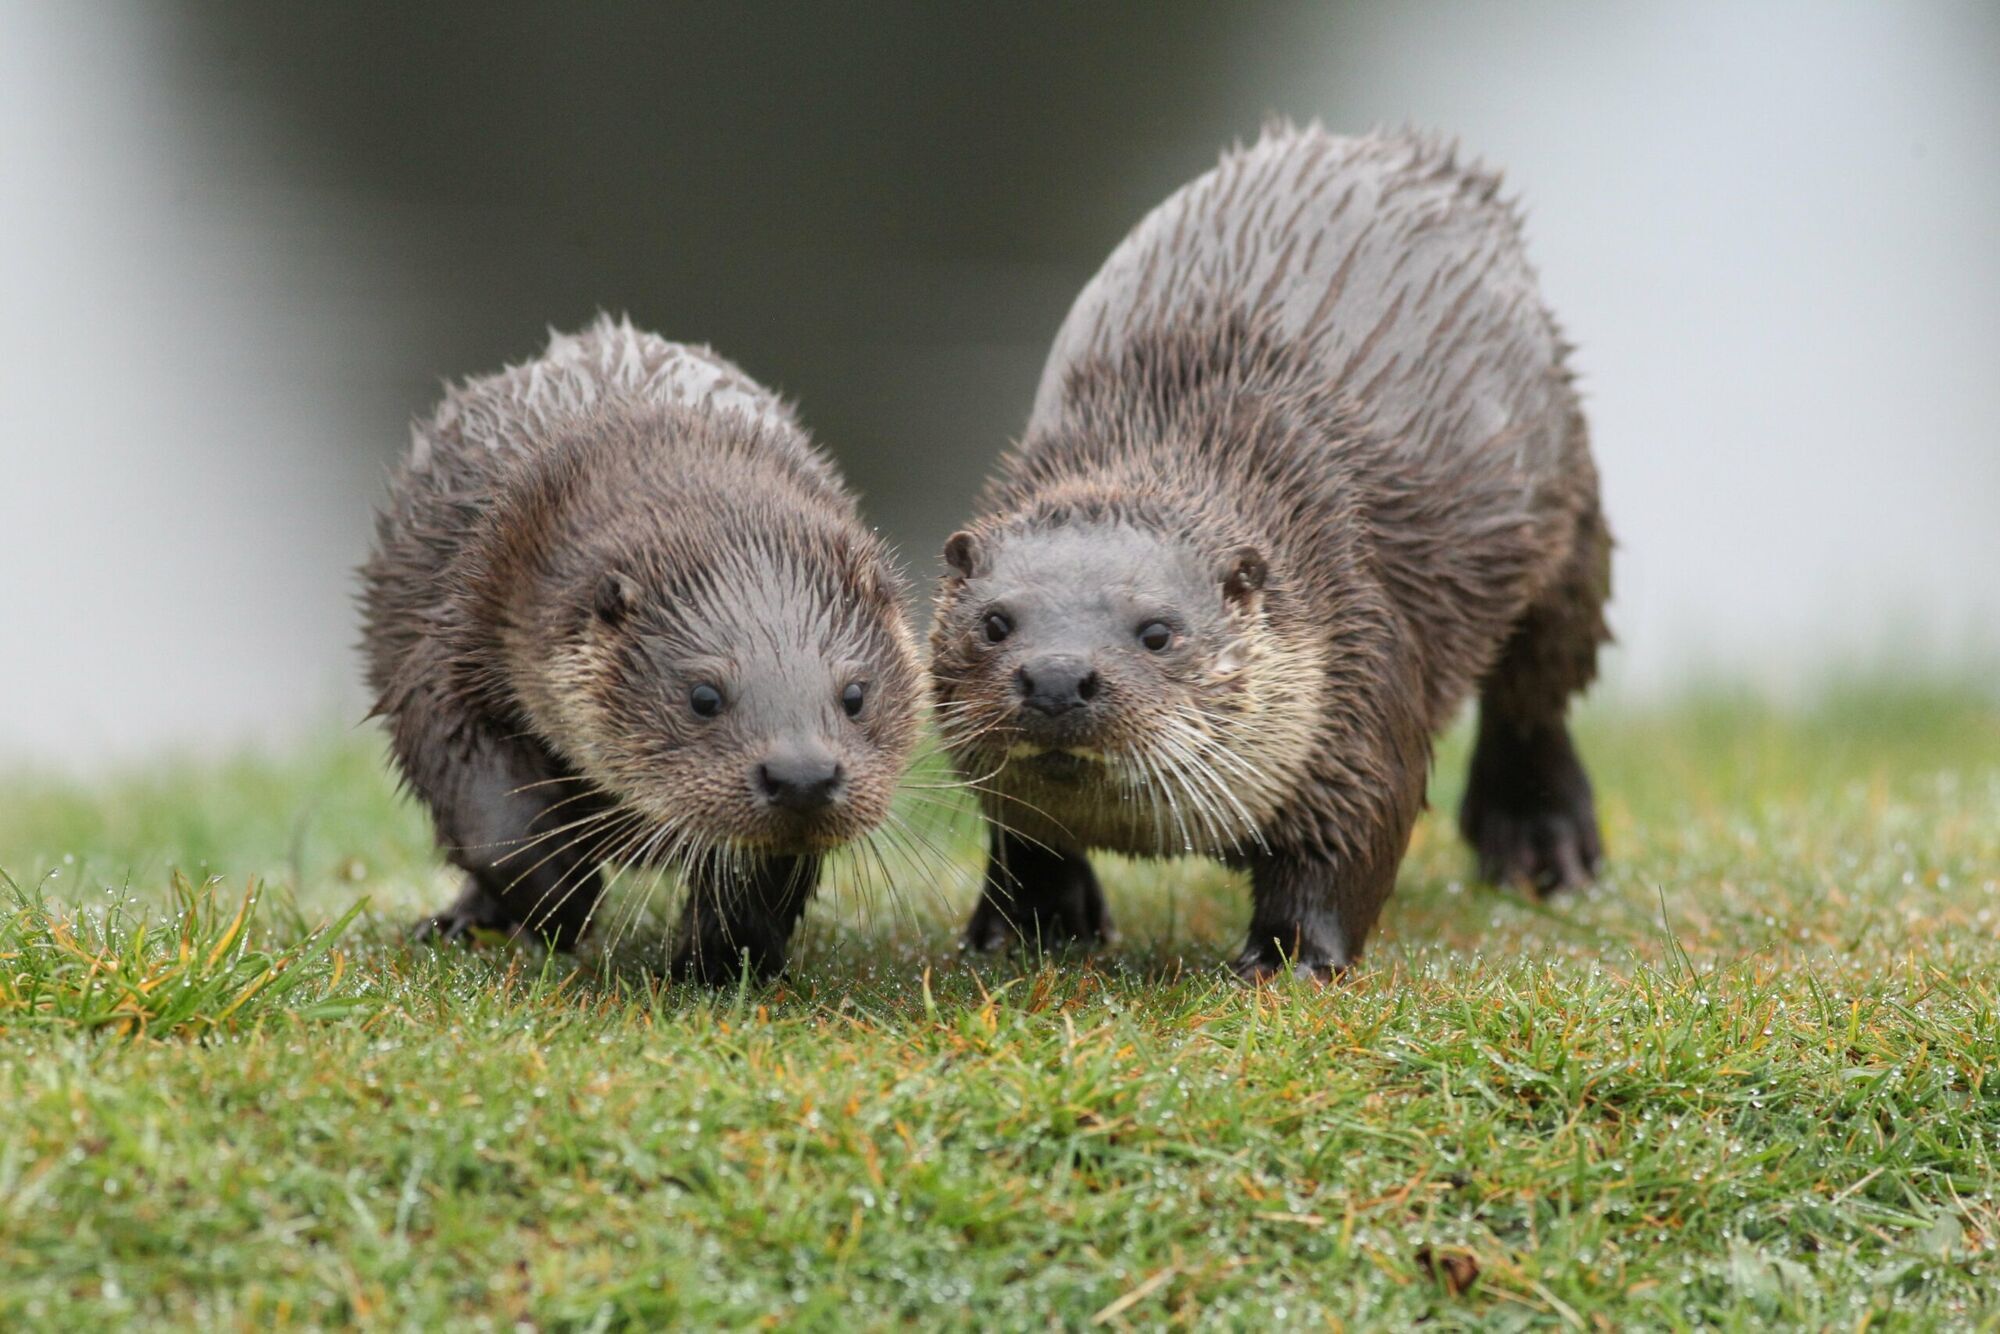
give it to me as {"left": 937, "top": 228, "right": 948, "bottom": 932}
{"left": 931, "top": 125, "right": 1611, "bottom": 980}
{"left": 361, "top": 315, "right": 920, "bottom": 981}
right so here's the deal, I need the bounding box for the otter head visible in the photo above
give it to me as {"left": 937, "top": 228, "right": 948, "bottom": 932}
{"left": 529, "top": 526, "right": 922, "bottom": 860}
{"left": 930, "top": 508, "right": 1312, "bottom": 852}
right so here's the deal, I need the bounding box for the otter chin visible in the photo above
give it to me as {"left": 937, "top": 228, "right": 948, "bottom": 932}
{"left": 361, "top": 315, "right": 921, "bottom": 983}
{"left": 1009, "top": 746, "right": 1111, "bottom": 785}
{"left": 931, "top": 124, "right": 1611, "bottom": 981}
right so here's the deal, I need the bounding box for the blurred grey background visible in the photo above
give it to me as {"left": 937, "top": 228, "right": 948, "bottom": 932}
{"left": 3, "top": 2, "right": 1996, "bottom": 763}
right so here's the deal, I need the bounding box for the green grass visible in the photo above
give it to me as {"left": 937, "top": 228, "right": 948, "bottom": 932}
{"left": 1, "top": 682, "right": 1997, "bottom": 1329}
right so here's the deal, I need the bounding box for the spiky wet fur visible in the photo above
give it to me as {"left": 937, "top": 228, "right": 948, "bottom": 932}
{"left": 931, "top": 125, "right": 1611, "bottom": 979}
{"left": 360, "top": 316, "right": 921, "bottom": 980}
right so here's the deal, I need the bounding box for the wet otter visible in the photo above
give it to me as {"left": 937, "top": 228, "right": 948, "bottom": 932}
{"left": 930, "top": 125, "right": 1611, "bottom": 980}
{"left": 361, "top": 315, "right": 920, "bottom": 981}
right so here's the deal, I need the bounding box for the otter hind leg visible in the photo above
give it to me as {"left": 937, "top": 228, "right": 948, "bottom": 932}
{"left": 1459, "top": 503, "right": 1610, "bottom": 896}
{"left": 962, "top": 828, "right": 1111, "bottom": 955}
{"left": 416, "top": 734, "right": 609, "bottom": 949}
{"left": 670, "top": 854, "right": 821, "bottom": 985}
{"left": 1459, "top": 714, "right": 1601, "bottom": 895}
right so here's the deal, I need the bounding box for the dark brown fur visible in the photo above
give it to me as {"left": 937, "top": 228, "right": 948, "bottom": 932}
{"left": 361, "top": 317, "right": 921, "bottom": 981}
{"left": 930, "top": 126, "right": 1610, "bottom": 979}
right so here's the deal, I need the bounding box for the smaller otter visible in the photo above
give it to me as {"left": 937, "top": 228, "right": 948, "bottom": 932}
{"left": 360, "top": 316, "right": 920, "bottom": 981}
{"left": 931, "top": 125, "right": 1611, "bottom": 980}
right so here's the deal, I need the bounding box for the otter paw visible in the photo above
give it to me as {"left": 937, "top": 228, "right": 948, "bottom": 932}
{"left": 1464, "top": 803, "right": 1601, "bottom": 896}
{"left": 410, "top": 876, "right": 518, "bottom": 945}
{"left": 961, "top": 883, "right": 1112, "bottom": 955}
{"left": 669, "top": 944, "right": 780, "bottom": 988}
{"left": 411, "top": 908, "right": 506, "bottom": 944}
{"left": 1460, "top": 724, "right": 1603, "bottom": 897}
{"left": 1228, "top": 944, "right": 1346, "bottom": 986}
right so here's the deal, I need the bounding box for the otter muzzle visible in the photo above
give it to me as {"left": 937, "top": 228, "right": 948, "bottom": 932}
{"left": 756, "top": 747, "right": 845, "bottom": 814}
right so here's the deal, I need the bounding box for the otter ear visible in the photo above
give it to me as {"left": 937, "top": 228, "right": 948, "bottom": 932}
{"left": 594, "top": 570, "right": 639, "bottom": 627}
{"left": 942, "top": 530, "right": 986, "bottom": 579}
{"left": 1219, "top": 545, "right": 1267, "bottom": 611}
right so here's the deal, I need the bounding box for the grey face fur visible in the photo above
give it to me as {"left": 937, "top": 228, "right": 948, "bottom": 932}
{"left": 944, "top": 523, "right": 1244, "bottom": 753}
{"left": 563, "top": 544, "right": 912, "bottom": 858}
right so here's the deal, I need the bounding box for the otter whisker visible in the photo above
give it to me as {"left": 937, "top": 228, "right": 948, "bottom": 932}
{"left": 854, "top": 827, "right": 912, "bottom": 939}
{"left": 488, "top": 802, "right": 626, "bottom": 869}
{"left": 1130, "top": 742, "right": 1198, "bottom": 856}
{"left": 891, "top": 794, "right": 986, "bottom": 863}
{"left": 878, "top": 806, "right": 972, "bottom": 921}
{"left": 1151, "top": 729, "right": 1256, "bottom": 854}
{"left": 1161, "top": 720, "right": 1274, "bottom": 854}
{"left": 595, "top": 819, "right": 683, "bottom": 959}
{"left": 1134, "top": 742, "right": 1212, "bottom": 855}
{"left": 580, "top": 827, "right": 655, "bottom": 961}
{"left": 498, "top": 808, "right": 630, "bottom": 901}
{"left": 898, "top": 748, "right": 1080, "bottom": 838}
{"left": 499, "top": 773, "right": 593, "bottom": 800}
{"left": 515, "top": 808, "right": 646, "bottom": 933}
{"left": 1156, "top": 744, "right": 1230, "bottom": 857}
{"left": 1112, "top": 746, "right": 1175, "bottom": 854}
{"left": 934, "top": 759, "right": 1073, "bottom": 825}
{"left": 1167, "top": 716, "right": 1269, "bottom": 796}
{"left": 438, "top": 786, "right": 609, "bottom": 858}
{"left": 1146, "top": 733, "right": 1238, "bottom": 857}
{"left": 947, "top": 783, "right": 1076, "bottom": 855}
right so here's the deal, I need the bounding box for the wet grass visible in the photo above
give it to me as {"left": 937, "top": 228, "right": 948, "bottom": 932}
{"left": 0, "top": 681, "right": 1997, "bottom": 1328}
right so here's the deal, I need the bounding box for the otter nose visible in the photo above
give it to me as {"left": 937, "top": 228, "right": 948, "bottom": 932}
{"left": 757, "top": 749, "right": 845, "bottom": 813}
{"left": 1017, "top": 656, "right": 1101, "bottom": 717}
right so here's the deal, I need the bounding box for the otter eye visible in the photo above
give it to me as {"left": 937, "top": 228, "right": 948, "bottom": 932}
{"left": 840, "top": 681, "right": 866, "bottom": 719}
{"left": 1137, "top": 621, "right": 1174, "bottom": 652}
{"left": 688, "top": 683, "right": 724, "bottom": 719}
{"left": 983, "top": 612, "right": 1012, "bottom": 644}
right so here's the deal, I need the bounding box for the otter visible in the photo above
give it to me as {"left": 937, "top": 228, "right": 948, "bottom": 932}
{"left": 360, "top": 315, "right": 921, "bottom": 982}
{"left": 930, "top": 125, "right": 1611, "bottom": 981}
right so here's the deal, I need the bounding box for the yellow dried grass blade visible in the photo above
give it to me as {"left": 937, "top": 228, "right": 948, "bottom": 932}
{"left": 215, "top": 966, "right": 278, "bottom": 1022}
{"left": 205, "top": 880, "right": 257, "bottom": 970}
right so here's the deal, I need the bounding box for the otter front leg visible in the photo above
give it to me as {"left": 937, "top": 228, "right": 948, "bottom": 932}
{"left": 420, "top": 736, "right": 608, "bottom": 949}
{"left": 1235, "top": 828, "right": 1414, "bottom": 983}
{"left": 962, "top": 828, "right": 1111, "bottom": 954}
{"left": 670, "top": 854, "right": 821, "bottom": 985}
{"left": 1234, "top": 855, "right": 1359, "bottom": 982}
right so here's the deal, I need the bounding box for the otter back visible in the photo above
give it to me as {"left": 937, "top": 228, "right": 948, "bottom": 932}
{"left": 1032, "top": 128, "right": 1577, "bottom": 487}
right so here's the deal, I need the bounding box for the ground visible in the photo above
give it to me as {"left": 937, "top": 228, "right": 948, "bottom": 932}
{"left": 1, "top": 680, "right": 1997, "bottom": 1329}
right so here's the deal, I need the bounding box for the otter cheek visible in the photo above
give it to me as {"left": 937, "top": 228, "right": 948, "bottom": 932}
{"left": 846, "top": 775, "right": 888, "bottom": 832}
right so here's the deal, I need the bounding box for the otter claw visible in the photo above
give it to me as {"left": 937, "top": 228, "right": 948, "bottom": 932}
{"left": 1228, "top": 948, "right": 1346, "bottom": 987}
{"left": 411, "top": 912, "right": 481, "bottom": 944}
{"left": 411, "top": 897, "right": 536, "bottom": 948}
{"left": 961, "top": 891, "right": 1112, "bottom": 955}
{"left": 1468, "top": 808, "right": 1600, "bottom": 896}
